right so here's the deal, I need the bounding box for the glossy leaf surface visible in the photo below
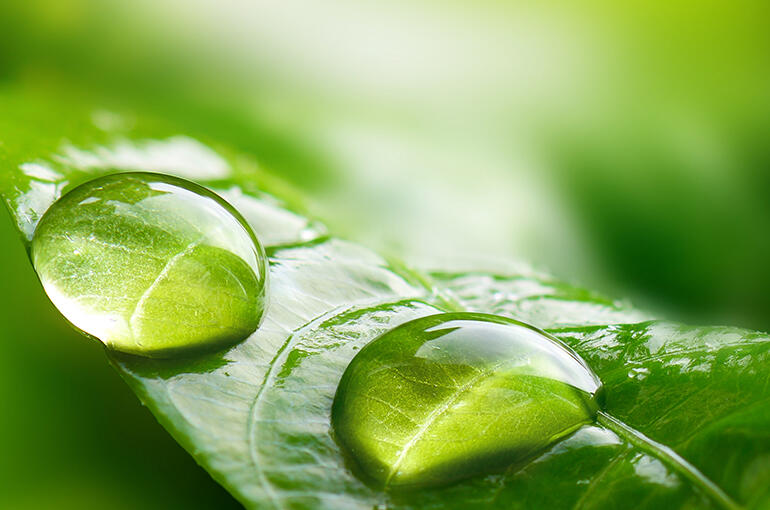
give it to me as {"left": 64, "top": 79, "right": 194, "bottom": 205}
{"left": 1, "top": 92, "right": 768, "bottom": 510}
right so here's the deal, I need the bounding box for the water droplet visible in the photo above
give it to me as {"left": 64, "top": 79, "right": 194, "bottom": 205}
{"left": 332, "top": 312, "right": 602, "bottom": 489}
{"left": 31, "top": 172, "right": 267, "bottom": 358}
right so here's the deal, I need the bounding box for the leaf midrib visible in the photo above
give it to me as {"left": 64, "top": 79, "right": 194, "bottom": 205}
{"left": 383, "top": 357, "right": 536, "bottom": 487}
{"left": 129, "top": 237, "right": 203, "bottom": 339}
{"left": 595, "top": 411, "right": 741, "bottom": 510}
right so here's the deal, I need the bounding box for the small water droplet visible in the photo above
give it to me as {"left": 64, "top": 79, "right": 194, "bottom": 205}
{"left": 332, "top": 312, "right": 602, "bottom": 489}
{"left": 31, "top": 172, "right": 267, "bottom": 358}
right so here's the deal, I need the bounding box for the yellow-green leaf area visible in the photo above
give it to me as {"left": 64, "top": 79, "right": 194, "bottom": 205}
{"left": 332, "top": 313, "right": 603, "bottom": 490}
{"left": 30, "top": 172, "right": 267, "bottom": 358}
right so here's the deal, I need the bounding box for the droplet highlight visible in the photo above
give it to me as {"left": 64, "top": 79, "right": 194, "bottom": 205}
{"left": 31, "top": 172, "right": 267, "bottom": 358}
{"left": 332, "top": 312, "right": 602, "bottom": 489}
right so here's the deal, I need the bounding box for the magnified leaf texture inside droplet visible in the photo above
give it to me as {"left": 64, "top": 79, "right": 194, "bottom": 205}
{"left": 31, "top": 172, "right": 267, "bottom": 357}
{"left": 332, "top": 312, "right": 603, "bottom": 489}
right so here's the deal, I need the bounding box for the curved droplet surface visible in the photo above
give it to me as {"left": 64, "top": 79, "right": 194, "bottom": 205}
{"left": 332, "top": 312, "right": 603, "bottom": 489}
{"left": 31, "top": 172, "right": 267, "bottom": 358}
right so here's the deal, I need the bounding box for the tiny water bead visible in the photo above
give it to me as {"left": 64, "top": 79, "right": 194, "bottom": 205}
{"left": 31, "top": 172, "right": 267, "bottom": 358}
{"left": 332, "top": 312, "right": 603, "bottom": 489}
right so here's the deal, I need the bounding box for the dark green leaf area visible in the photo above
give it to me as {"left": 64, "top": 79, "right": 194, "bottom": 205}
{"left": 332, "top": 313, "right": 603, "bottom": 489}
{"left": 553, "top": 322, "right": 770, "bottom": 509}
{"left": 31, "top": 172, "right": 267, "bottom": 357}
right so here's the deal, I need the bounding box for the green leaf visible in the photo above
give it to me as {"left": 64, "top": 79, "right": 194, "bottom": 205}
{"left": 1, "top": 90, "right": 768, "bottom": 510}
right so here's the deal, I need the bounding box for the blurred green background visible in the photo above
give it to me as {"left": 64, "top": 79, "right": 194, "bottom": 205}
{"left": 1, "top": 0, "right": 769, "bottom": 507}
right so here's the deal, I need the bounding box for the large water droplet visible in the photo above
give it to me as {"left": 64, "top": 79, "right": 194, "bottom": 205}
{"left": 31, "top": 172, "right": 267, "bottom": 358}
{"left": 332, "top": 312, "right": 602, "bottom": 489}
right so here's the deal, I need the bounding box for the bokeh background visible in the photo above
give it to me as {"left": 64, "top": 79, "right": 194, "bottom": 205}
{"left": 1, "top": 1, "right": 769, "bottom": 508}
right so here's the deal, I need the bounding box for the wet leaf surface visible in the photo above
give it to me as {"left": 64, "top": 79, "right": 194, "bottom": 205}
{"left": 1, "top": 91, "right": 768, "bottom": 509}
